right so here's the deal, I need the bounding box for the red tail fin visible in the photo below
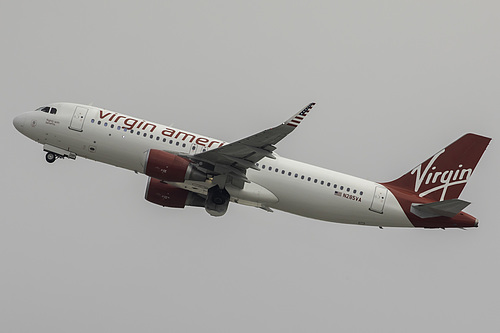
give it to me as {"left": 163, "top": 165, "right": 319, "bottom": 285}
{"left": 383, "top": 133, "right": 491, "bottom": 201}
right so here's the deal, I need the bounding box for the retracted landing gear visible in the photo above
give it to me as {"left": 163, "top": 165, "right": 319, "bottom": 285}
{"left": 205, "top": 185, "right": 230, "bottom": 217}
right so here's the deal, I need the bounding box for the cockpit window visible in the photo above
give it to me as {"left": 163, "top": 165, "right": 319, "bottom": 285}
{"left": 36, "top": 106, "right": 51, "bottom": 113}
{"left": 35, "top": 106, "right": 57, "bottom": 114}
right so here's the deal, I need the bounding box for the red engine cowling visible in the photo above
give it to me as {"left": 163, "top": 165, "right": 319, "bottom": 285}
{"left": 144, "top": 149, "right": 205, "bottom": 182}
{"left": 145, "top": 177, "right": 205, "bottom": 208}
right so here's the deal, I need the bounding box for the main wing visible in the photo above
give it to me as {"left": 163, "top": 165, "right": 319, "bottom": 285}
{"left": 191, "top": 102, "right": 315, "bottom": 186}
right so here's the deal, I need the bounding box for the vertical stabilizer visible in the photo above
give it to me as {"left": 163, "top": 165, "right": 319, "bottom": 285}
{"left": 383, "top": 133, "right": 491, "bottom": 201}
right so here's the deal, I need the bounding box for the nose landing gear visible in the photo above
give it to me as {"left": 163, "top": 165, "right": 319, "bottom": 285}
{"left": 43, "top": 145, "right": 77, "bottom": 163}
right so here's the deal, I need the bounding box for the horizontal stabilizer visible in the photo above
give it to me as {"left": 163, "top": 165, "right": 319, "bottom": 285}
{"left": 410, "top": 199, "right": 471, "bottom": 218}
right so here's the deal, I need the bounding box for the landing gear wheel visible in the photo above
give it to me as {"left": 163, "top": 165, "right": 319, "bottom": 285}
{"left": 45, "top": 152, "right": 56, "bottom": 163}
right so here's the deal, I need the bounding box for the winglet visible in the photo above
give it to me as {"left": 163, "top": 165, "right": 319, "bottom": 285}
{"left": 284, "top": 102, "right": 315, "bottom": 128}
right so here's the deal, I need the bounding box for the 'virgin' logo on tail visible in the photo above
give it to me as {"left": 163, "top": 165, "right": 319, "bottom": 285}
{"left": 411, "top": 149, "right": 472, "bottom": 201}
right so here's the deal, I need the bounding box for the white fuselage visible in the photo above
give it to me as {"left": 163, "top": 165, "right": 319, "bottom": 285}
{"left": 13, "top": 102, "right": 413, "bottom": 228}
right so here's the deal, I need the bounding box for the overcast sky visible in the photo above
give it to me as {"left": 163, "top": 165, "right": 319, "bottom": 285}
{"left": 1, "top": 1, "right": 499, "bottom": 332}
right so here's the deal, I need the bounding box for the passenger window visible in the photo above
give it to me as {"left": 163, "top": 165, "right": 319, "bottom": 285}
{"left": 347, "top": 188, "right": 350, "bottom": 192}
{"left": 97, "top": 121, "right": 101, "bottom": 125}
{"left": 333, "top": 184, "right": 337, "bottom": 188}
{"left": 176, "top": 142, "right": 179, "bottom": 146}
{"left": 182, "top": 143, "right": 186, "bottom": 147}
{"left": 117, "top": 126, "right": 121, "bottom": 130}
{"left": 301, "top": 175, "right": 305, "bottom": 180}
{"left": 262, "top": 165, "right": 266, "bottom": 169}
{"left": 163, "top": 138, "right": 166, "bottom": 142}
{"left": 91, "top": 119, "right": 95, "bottom": 123}
{"left": 288, "top": 172, "right": 292, "bottom": 176}
{"left": 353, "top": 190, "right": 357, "bottom": 194}
{"left": 268, "top": 167, "right": 272, "bottom": 171}
{"left": 143, "top": 133, "right": 147, "bottom": 137}
{"left": 110, "top": 124, "right": 114, "bottom": 128}
{"left": 281, "top": 170, "right": 285, "bottom": 174}
{"left": 130, "top": 130, "right": 134, "bottom": 134}
{"left": 156, "top": 136, "right": 160, "bottom": 141}
{"left": 340, "top": 186, "right": 344, "bottom": 190}
{"left": 275, "top": 168, "right": 279, "bottom": 173}
{"left": 295, "top": 173, "right": 298, "bottom": 178}
{"left": 307, "top": 177, "right": 311, "bottom": 181}
{"left": 360, "top": 191, "right": 364, "bottom": 196}
{"left": 327, "top": 182, "right": 331, "bottom": 187}
{"left": 137, "top": 131, "right": 141, "bottom": 135}
{"left": 320, "top": 181, "right": 324, "bottom": 185}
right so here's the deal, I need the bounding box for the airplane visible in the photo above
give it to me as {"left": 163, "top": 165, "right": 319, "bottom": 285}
{"left": 13, "top": 102, "right": 491, "bottom": 229}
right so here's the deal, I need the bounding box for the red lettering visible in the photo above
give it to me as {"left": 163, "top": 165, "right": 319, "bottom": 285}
{"left": 123, "top": 118, "right": 138, "bottom": 130}
{"left": 114, "top": 115, "right": 126, "bottom": 122}
{"left": 208, "top": 140, "right": 222, "bottom": 148}
{"left": 98, "top": 111, "right": 224, "bottom": 150}
{"left": 175, "top": 131, "right": 196, "bottom": 143}
{"left": 142, "top": 122, "right": 157, "bottom": 132}
{"left": 99, "top": 110, "right": 114, "bottom": 120}
{"left": 162, "top": 128, "right": 175, "bottom": 137}
{"left": 195, "top": 137, "right": 209, "bottom": 146}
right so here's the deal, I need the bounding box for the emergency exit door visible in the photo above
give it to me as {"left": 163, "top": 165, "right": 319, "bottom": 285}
{"left": 69, "top": 106, "right": 88, "bottom": 132}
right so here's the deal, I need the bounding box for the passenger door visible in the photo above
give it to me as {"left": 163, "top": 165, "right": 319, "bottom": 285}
{"left": 69, "top": 106, "right": 88, "bottom": 132}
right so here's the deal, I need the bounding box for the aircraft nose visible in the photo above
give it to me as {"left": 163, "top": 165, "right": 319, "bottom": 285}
{"left": 13, "top": 114, "right": 26, "bottom": 132}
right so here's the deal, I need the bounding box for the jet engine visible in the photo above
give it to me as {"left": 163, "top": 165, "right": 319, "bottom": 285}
{"left": 144, "top": 149, "right": 205, "bottom": 182}
{"left": 145, "top": 177, "right": 205, "bottom": 208}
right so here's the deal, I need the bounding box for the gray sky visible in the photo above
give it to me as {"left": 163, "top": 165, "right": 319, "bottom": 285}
{"left": 1, "top": 1, "right": 499, "bottom": 332}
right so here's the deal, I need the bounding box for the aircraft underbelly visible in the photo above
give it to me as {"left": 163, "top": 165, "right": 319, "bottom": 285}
{"left": 271, "top": 185, "right": 412, "bottom": 227}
